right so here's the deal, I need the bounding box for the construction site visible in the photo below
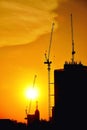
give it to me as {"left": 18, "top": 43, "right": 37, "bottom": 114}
{"left": 23, "top": 14, "right": 87, "bottom": 130}
{"left": 0, "top": 14, "right": 87, "bottom": 130}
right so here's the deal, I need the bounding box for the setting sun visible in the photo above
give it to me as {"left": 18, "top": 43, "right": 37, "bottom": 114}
{"left": 25, "top": 87, "right": 38, "bottom": 100}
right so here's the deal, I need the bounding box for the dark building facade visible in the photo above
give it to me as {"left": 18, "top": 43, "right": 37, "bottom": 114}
{"left": 25, "top": 104, "right": 40, "bottom": 126}
{"left": 53, "top": 62, "right": 87, "bottom": 129}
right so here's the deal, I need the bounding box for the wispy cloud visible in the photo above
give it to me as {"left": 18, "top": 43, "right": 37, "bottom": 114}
{"left": 0, "top": 0, "right": 59, "bottom": 46}
{"left": 0, "top": 0, "right": 66, "bottom": 46}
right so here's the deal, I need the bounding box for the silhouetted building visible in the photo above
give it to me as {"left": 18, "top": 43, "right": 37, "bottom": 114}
{"left": 0, "top": 119, "right": 26, "bottom": 129}
{"left": 35, "top": 108, "right": 40, "bottom": 121}
{"left": 53, "top": 62, "right": 87, "bottom": 129}
{"left": 25, "top": 101, "right": 40, "bottom": 126}
{"left": 25, "top": 114, "right": 35, "bottom": 125}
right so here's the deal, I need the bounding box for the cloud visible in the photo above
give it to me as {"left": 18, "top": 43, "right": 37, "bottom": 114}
{"left": 0, "top": 0, "right": 68, "bottom": 46}
{"left": 73, "top": 0, "right": 87, "bottom": 5}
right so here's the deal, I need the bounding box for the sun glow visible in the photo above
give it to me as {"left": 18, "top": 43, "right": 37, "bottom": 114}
{"left": 25, "top": 87, "right": 38, "bottom": 100}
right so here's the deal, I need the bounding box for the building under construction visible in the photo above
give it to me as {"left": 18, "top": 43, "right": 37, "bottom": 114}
{"left": 53, "top": 62, "right": 87, "bottom": 129}
{"left": 52, "top": 14, "right": 87, "bottom": 129}
{"left": 25, "top": 101, "right": 40, "bottom": 126}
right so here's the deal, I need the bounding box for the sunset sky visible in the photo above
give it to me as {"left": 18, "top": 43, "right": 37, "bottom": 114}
{"left": 0, "top": 0, "right": 87, "bottom": 123}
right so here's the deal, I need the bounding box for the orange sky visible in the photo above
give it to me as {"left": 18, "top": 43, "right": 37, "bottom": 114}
{"left": 0, "top": 0, "right": 87, "bottom": 123}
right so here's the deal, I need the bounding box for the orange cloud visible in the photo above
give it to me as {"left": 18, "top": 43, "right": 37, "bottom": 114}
{"left": 0, "top": 0, "right": 59, "bottom": 46}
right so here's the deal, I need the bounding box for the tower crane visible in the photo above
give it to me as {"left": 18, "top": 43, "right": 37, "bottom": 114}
{"left": 28, "top": 74, "right": 37, "bottom": 114}
{"left": 44, "top": 23, "right": 55, "bottom": 121}
{"left": 71, "top": 13, "right": 75, "bottom": 64}
{"left": 25, "top": 75, "right": 37, "bottom": 121}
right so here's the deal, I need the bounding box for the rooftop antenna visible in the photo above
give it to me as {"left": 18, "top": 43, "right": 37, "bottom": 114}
{"left": 71, "top": 13, "right": 75, "bottom": 64}
{"left": 44, "top": 22, "right": 55, "bottom": 121}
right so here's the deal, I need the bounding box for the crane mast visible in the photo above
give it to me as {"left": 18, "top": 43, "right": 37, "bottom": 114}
{"left": 28, "top": 75, "right": 37, "bottom": 114}
{"left": 71, "top": 14, "right": 75, "bottom": 64}
{"left": 25, "top": 75, "right": 37, "bottom": 120}
{"left": 44, "top": 23, "right": 55, "bottom": 121}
